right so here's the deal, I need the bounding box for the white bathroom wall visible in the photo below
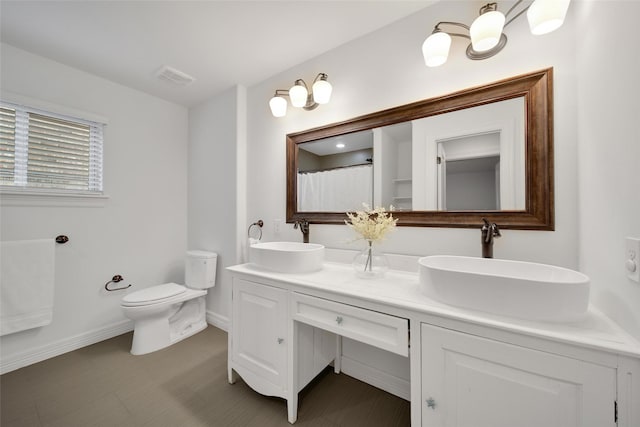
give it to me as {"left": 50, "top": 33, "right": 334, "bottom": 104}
{"left": 374, "top": 127, "right": 399, "bottom": 208}
{"left": 446, "top": 170, "right": 497, "bottom": 210}
{"left": 576, "top": 0, "right": 640, "bottom": 340}
{"left": 239, "top": 0, "right": 581, "bottom": 390}
{"left": 245, "top": 0, "right": 579, "bottom": 266}
{"left": 0, "top": 43, "right": 188, "bottom": 372}
{"left": 188, "top": 85, "right": 246, "bottom": 329}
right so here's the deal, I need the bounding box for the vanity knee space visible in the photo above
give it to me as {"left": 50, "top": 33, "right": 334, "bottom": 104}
{"left": 228, "top": 275, "right": 413, "bottom": 423}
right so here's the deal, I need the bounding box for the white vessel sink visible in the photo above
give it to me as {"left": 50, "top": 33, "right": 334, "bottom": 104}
{"left": 249, "top": 242, "right": 325, "bottom": 274}
{"left": 418, "top": 255, "right": 590, "bottom": 322}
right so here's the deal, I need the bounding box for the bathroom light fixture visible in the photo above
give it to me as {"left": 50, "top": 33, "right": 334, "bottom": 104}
{"left": 422, "top": 0, "right": 570, "bottom": 67}
{"left": 269, "top": 73, "right": 332, "bottom": 117}
{"left": 336, "top": 143, "right": 345, "bottom": 149}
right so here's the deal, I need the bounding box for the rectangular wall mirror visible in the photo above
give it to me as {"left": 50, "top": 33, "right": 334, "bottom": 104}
{"left": 287, "top": 68, "right": 554, "bottom": 229}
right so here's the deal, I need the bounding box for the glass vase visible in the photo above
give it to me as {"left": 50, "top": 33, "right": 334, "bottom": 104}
{"left": 352, "top": 240, "right": 389, "bottom": 279}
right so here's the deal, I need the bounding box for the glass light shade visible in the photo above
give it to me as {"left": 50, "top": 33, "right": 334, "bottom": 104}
{"left": 527, "top": 0, "right": 571, "bottom": 35}
{"left": 289, "top": 83, "right": 308, "bottom": 108}
{"left": 269, "top": 96, "right": 287, "bottom": 117}
{"left": 312, "top": 79, "right": 332, "bottom": 104}
{"left": 470, "top": 10, "right": 505, "bottom": 52}
{"left": 422, "top": 31, "right": 452, "bottom": 67}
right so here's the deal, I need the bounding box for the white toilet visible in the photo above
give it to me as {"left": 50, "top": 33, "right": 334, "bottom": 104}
{"left": 121, "top": 250, "right": 217, "bottom": 355}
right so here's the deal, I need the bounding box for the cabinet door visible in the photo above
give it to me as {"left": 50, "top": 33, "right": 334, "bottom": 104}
{"left": 232, "top": 279, "right": 288, "bottom": 390}
{"left": 421, "top": 324, "right": 616, "bottom": 427}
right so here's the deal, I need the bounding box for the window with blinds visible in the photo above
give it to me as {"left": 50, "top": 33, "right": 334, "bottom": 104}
{"left": 0, "top": 101, "right": 104, "bottom": 193}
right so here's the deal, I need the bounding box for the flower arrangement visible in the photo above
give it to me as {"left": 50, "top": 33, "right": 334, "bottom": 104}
{"left": 345, "top": 204, "right": 398, "bottom": 242}
{"left": 345, "top": 204, "right": 397, "bottom": 278}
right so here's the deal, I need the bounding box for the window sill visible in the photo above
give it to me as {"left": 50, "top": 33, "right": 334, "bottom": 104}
{"left": 0, "top": 188, "right": 109, "bottom": 208}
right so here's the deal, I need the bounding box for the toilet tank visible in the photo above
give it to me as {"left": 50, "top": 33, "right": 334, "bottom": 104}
{"left": 185, "top": 250, "right": 217, "bottom": 289}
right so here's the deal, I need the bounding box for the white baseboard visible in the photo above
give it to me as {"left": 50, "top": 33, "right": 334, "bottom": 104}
{"left": 206, "top": 310, "right": 229, "bottom": 332}
{"left": 340, "top": 355, "right": 411, "bottom": 401}
{"left": 0, "top": 320, "right": 133, "bottom": 374}
{"left": 1, "top": 311, "right": 229, "bottom": 375}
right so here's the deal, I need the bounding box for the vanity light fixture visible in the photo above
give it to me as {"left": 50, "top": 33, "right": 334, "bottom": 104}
{"left": 269, "top": 73, "right": 332, "bottom": 117}
{"left": 422, "top": 0, "right": 570, "bottom": 67}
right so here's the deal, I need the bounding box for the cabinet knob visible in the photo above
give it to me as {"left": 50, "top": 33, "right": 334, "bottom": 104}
{"left": 426, "top": 397, "right": 436, "bottom": 410}
{"left": 336, "top": 316, "right": 343, "bottom": 325}
{"left": 277, "top": 338, "right": 284, "bottom": 344}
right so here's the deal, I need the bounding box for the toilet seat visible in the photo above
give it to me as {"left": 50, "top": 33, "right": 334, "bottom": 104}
{"left": 121, "top": 283, "right": 186, "bottom": 307}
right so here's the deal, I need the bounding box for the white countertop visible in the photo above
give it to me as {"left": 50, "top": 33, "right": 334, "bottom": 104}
{"left": 228, "top": 261, "right": 640, "bottom": 359}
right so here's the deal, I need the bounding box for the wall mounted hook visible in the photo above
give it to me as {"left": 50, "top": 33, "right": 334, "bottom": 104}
{"left": 55, "top": 235, "right": 69, "bottom": 244}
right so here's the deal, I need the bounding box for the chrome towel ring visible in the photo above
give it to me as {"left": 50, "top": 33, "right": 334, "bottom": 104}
{"left": 247, "top": 220, "right": 264, "bottom": 240}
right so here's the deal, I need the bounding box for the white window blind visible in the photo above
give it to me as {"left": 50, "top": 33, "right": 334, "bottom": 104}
{"left": 0, "top": 101, "right": 104, "bottom": 193}
{"left": 0, "top": 107, "right": 16, "bottom": 185}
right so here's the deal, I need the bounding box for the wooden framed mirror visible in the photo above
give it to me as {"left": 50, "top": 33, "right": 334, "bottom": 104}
{"left": 286, "top": 68, "right": 554, "bottom": 230}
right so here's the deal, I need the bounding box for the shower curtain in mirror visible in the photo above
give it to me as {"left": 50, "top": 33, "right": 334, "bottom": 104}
{"left": 298, "top": 164, "right": 372, "bottom": 212}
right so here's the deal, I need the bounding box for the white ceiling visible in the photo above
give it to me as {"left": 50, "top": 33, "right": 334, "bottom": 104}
{"left": 0, "top": 1, "right": 435, "bottom": 107}
{"left": 301, "top": 120, "right": 413, "bottom": 156}
{"left": 302, "top": 129, "right": 373, "bottom": 156}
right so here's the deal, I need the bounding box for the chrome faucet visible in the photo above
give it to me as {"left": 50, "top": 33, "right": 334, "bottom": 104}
{"left": 294, "top": 219, "right": 310, "bottom": 243}
{"left": 481, "top": 218, "right": 501, "bottom": 258}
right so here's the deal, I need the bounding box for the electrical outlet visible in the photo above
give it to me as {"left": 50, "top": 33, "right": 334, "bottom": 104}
{"left": 274, "top": 219, "right": 283, "bottom": 234}
{"left": 626, "top": 237, "right": 640, "bottom": 283}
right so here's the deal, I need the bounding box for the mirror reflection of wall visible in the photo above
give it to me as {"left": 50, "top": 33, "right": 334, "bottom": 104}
{"left": 373, "top": 122, "right": 412, "bottom": 210}
{"left": 297, "top": 130, "right": 373, "bottom": 212}
{"left": 438, "top": 132, "right": 501, "bottom": 211}
{"left": 446, "top": 156, "right": 501, "bottom": 210}
{"left": 438, "top": 132, "right": 500, "bottom": 210}
{"left": 295, "top": 96, "right": 526, "bottom": 213}
{"left": 413, "top": 97, "right": 525, "bottom": 211}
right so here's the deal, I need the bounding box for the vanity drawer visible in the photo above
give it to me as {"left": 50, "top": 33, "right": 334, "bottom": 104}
{"left": 291, "top": 293, "right": 409, "bottom": 356}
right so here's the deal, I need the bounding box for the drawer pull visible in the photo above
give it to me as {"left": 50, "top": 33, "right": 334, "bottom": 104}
{"left": 277, "top": 338, "right": 284, "bottom": 344}
{"left": 336, "top": 316, "right": 344, "bottom": 325}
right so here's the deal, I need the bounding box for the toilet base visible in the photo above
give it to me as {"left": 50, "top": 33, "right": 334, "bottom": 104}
{"left": 130, "top": 296, "right": 207, "bottom": 355}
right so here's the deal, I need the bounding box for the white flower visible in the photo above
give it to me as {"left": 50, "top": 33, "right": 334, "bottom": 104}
{"left": 345, "top": 203, "right": 397, "bottom": 242}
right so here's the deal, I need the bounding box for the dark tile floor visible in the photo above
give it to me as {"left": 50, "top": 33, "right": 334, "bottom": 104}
{"left": 1, "top": 327, "right": 410, "bottom": 426}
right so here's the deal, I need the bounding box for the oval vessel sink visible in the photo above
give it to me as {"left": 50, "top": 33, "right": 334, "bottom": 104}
{"left": 250, "top": 242, "right": 325, "bottom": 274}
{"left": 418, "top": 255, "right": 590, "bottom": 322}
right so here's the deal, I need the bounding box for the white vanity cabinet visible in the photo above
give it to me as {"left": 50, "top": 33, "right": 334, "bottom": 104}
{"left": 229, "top": 278, "right": 288, "bottom": 397}
{"left": 420, "top": 323, "right": 618, "bottom": 427}
{"left": 228, "top": 277, "right": 337, "bottom": 420}
{"left": 227, "top": 263, "right": 640, "bottom": 427}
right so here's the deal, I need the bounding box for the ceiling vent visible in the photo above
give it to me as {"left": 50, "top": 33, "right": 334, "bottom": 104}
{"left": 155, "top": 65, "right": 195, "bottom": 86}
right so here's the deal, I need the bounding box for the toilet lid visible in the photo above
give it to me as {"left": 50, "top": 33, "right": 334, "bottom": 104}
{"left": 122, "top": 283, "right": 186, "bottom": 305}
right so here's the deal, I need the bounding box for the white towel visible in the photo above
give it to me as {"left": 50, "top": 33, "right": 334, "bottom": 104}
{"left": 1, "top": 239, "right": 55, "bottom": 336}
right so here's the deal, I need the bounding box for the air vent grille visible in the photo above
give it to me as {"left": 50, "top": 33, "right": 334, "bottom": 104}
{"left": 155, "top": 65, "right": 195, "bottom": 86}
